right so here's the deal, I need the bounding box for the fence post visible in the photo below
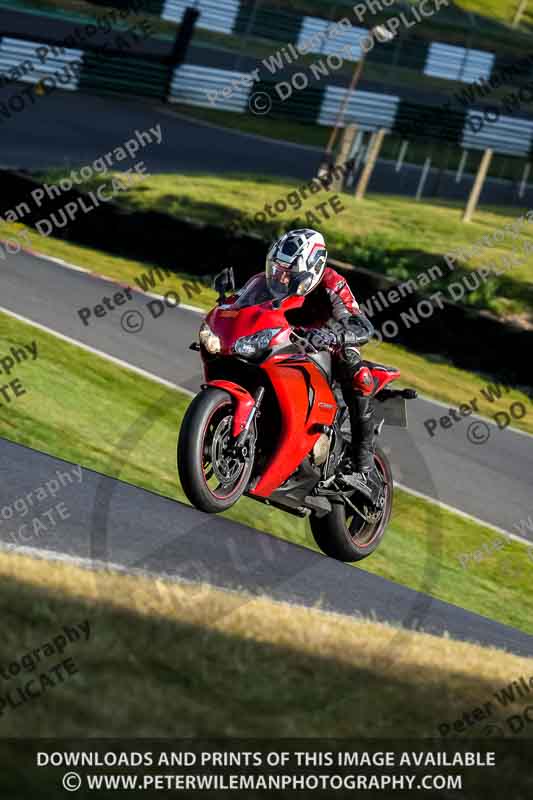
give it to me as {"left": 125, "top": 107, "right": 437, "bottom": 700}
{"left": 166, "top": 7, "right": 200, "bottom": 99}
{"left": 458, "top": 34, "right": 470, "bottom": 83}
{"left": 355, "top": 128, "right": 386, "bottom": 201}
{"left": 395, "top": 140, "right": 409, "bottom": 172}
{"left": 332, "top": 124, "right": 358, "bottom": 191}
{"left": 456, "top": 149, "right": 468, "bottom": 183}
{"left": 416, "top": 156, "right": 432, "bottom": 201}
{"left": 234, "top": 0, "right": 261, "bottom": 70}
{"left": 519, "top": 162, "right": 531, "bottom": 198}
{"left": 463, "top": 148, "right": 493, "bottom": 223}
{"left": 513, "top": 0, "right": 528, "bottom": 27}
{"left": 346, "top": 129, "right": 363, "bottom": 187}
{"left": 172, "top": 7, "right": 200, "bottom": 67}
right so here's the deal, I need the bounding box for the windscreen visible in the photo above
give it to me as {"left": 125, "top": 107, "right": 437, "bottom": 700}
{"left": 233, "top": 274, "right": 274, "bottom": 308}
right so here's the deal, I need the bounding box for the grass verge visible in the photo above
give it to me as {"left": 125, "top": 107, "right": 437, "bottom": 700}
{"left": 37, "top": 170, "right": 533, "bottom": 323}
{"left": 0, "top": 220, "right": 215, "bottom": 310}
{"left": 1, "top": 308, "right": 533, "bottom": 636}
{"left": 0, "top": 548, "right": 532, "bottom": 749}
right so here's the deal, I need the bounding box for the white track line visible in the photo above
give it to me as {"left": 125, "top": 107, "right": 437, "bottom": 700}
{"left": 0, "top": 305, "right": 195, "bottom": 397}
{"left": 414, "top": 389, "right": 533, "bottom": 441}
{"left": 0, "top": 540, "right": 451, "bottom": 634}
{"left": 24, "top": 248, "right": 206, "bottom": 315}
{"left": 395, "top": 482, "right": 530, "bottom": 546}
{"left": 0, "top": 541, "right": 298, "bottom": 614}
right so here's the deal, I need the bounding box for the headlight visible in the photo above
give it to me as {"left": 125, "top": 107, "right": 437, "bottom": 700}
{"left": 199, "top": 322, "right": 221, "bottom": 354}
{"left": 234, "top": 328, "right": 281, "bottom": 357}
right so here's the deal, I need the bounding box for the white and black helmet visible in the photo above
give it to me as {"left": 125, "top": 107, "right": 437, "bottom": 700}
{"left": 265, "top": 229, "right": 327, "bottom": 299}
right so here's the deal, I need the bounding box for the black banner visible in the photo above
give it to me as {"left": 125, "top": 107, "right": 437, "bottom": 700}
{"left": 1, "top": 739, "right": 532, "bottom": 798}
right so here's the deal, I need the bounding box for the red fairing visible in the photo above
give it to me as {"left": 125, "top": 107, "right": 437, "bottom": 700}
{"left": 249, "top": 355, "right": 337, "bottom": 498}
{"left": 206, "top": 379, "right": 255, "bottom": 437}
{"left": 205, "top": 292, "right": 303, "bottom": 356}
{"left": 352, "top": 365, "right": 374, "bottom": 396}
{"left": 202, "top": 290, "right": 338, "bottom": 499}
{"left": 370, "top": 365, "right": 401, "bottom": 394}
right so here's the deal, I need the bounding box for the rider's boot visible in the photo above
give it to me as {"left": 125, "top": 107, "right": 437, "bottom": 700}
{"left": 339, "top": 396, "right": 378, "bottom": 501}
{"left": 349, "top": 395, "right": 376, "bottom": 474}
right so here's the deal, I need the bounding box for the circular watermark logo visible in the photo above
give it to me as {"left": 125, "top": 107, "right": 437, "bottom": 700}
{"left": 248, "top": 91, "right": 272, "bottom": 116}
{"left": 120, "top": 309, "right": 144, "bottom": 334}
{"left": 467, "top": 420, "right": 490, "bottom": 445}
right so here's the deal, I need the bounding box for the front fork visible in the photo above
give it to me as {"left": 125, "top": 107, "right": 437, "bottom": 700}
{"left": 235, "top": 387, "right": 264, "bottom": 449}
{"left": 204, "top": 380, "right": 264, "bottom": 446}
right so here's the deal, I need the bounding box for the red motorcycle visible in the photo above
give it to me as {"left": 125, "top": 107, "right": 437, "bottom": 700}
{"left": 178, "top": 268, "right": 416, "bottom": 562}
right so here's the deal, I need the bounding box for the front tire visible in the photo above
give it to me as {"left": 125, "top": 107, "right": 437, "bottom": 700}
{"left": 178, "top": 388, "right": 254, "bottom": 513}
{"left": 309, "top": 447, "right": 393, "bottom": 562}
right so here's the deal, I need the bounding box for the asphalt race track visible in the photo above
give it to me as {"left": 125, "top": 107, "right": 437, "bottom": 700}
{"left": 1, "top": 249, "right": 532, "bottom": 539}
{"left": 0, "top": 85, "right": 531, "bottom": 206}
{"left": 0, "top": 86, "right": 319, "bottom": 177}
{"left": 1, "top": 436, "right": 533, "bottom": 658}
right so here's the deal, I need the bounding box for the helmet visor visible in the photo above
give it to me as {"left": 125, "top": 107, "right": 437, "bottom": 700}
{"left": 266, "top": 261, "right": 294, "bottom": 300}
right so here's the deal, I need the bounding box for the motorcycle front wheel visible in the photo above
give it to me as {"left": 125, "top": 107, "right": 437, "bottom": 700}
{"left": 178, "top": 387, "right": 255, "bottom": 513}
{"left": 309, "top": 446, "right": 393, "bottom": 562}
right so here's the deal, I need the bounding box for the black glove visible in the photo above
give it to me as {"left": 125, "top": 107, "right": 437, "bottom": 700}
{"left": 328, "top": 314, "right": 375, "bottom": 347}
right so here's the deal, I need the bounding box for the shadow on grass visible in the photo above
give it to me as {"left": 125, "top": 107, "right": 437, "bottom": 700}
{"left": 0, "top": 562, "right": 532, "bottom": 761}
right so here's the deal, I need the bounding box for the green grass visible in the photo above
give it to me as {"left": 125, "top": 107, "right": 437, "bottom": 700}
{"left": 454, "top": 0, "right": 527, "bottom": 29}
{"left": 205, "top": 0, "right": 533, "bottom": 57}
{"left": 1, "top": 307, "right": 533, "bottom": 637}
{"left": 38, "top": 169, "right": 533, "bottom": 323}
{"left": 2, "top": 548, "right": 533, "bottom": 769}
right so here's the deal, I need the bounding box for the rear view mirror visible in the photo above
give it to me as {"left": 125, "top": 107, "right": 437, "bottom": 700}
{"left": 212, "top": 267, "right": 235, "bottom": 303}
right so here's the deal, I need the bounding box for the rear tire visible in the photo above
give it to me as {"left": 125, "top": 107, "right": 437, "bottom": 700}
{"left": 178, "top": 388, "right": 254, "bottom": 513}
{"left": 309, "top": 447, "right": 393, "bottom": 562}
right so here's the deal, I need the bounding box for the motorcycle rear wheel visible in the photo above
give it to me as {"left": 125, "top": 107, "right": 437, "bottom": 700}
{"left": 309, "top": 447, "right": 393, "bottom": 562}
{"left": 178, "top": 388, "right": 255, "bottom": 513}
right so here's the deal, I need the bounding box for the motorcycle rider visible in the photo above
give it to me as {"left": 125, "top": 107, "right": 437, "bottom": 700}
{"left": 258, "top": 228, "right": 377, "bottom": 479}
